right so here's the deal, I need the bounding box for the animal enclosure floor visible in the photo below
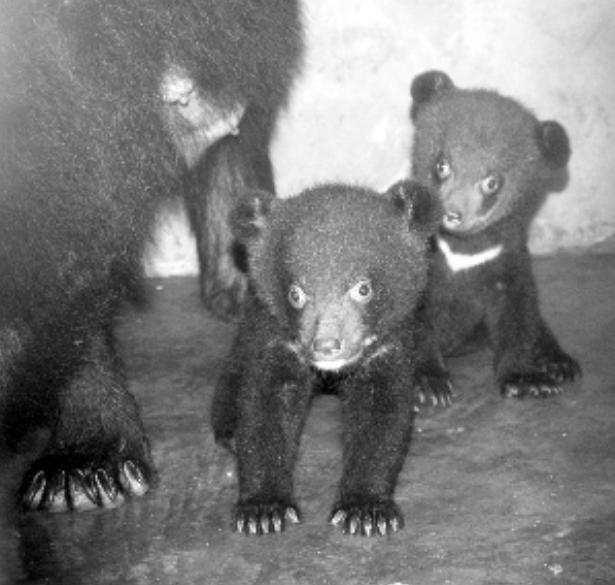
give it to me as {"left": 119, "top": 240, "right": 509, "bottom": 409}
{"left": 9, "top": 253, "right": 615, "bottom": 585}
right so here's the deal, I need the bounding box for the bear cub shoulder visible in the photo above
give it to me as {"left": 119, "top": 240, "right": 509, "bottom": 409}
{"left": 212, "top": 180, "right": 440, "bottom": 536}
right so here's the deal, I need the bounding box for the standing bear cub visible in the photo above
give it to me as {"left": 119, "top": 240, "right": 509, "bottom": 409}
{"left": 212, "top": 180, "right": 440, "bottom": 536}
{"left": 409, "top": 70, "right": 581, "bottom": 399}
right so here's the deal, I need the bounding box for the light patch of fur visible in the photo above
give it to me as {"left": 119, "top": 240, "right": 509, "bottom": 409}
{"left": 437, "top": 236, "right": 502, "bottom": 273}
{"left": 160, "top": 66, "right": 245, "bottom": 167}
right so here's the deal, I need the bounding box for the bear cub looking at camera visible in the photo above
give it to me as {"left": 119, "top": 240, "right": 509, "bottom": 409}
{"left": 212, "top": 180, "right": 440, "bottom": 536}
{"left": 409, "top": 70, "right": 581, "bottom": 400}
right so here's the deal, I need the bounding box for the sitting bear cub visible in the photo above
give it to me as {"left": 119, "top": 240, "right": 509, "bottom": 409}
{"left": 409, "top": 70, "right": 581, "bottom": 400}
{"left": 212, "top": 180, "right": 440, "bottom": 536}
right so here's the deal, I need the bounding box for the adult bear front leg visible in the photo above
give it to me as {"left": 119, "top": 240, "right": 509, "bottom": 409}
{"left": 185, "top": 107, "right": 275, "bottom": 319}
{"left": 487, "top": 251, "right": 581, "bottom": 398}
{"left": 232, "top": 345, "right": 313, "bottom": 535}
{"left": 330, "top": 355, "right": 415, "bottom": 536}
{"left": 20, "top": 329, "right": 155, "bottom": 512}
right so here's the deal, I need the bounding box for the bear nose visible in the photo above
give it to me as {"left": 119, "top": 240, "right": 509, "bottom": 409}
{"left": 312, "top": 337, "right": 342, "bottom": 356}
{"left": 444, "top": 210, "right": 463, "bottom": 225}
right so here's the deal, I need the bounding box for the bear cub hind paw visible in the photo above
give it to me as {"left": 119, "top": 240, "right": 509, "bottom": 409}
{"left": 501, "top": 352, "right": 581, "bottom": 399}
{"left": 536, "top": 352, "right": 582, "bottom": 385}
{"left": 20, "top": 447, "right": 154, "bottom": 512}
{"left": 330, "top": 498, "right": 404, "bottom": 536}
{"left": 234, "top": 500, "right": 301, "bottom": 535}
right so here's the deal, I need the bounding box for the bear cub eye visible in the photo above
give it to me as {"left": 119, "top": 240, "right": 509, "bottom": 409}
{"left": 479, "top": 174, "right": 503, "bottom": 197}
{"left": 288, "top": 283, "right": 307, "bottom": 309}
{"left": 349, "top": 279, "right": 373, "bottom": 304}
{"left": 434, "top": 157, "right": 452, "bottom": 182}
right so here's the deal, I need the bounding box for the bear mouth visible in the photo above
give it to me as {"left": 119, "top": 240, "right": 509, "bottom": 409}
{"left": 309, "top": 335, "right": 380, "bottom": 372}
{"left": 310, "top": 350, "right": 363, "bottom": 372}
{"left": 441, "top": 215, "right": 489, "bottom": 237}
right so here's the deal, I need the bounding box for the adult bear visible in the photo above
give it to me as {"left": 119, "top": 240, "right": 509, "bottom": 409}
{"left": 0, "top": 0, "right": 302, "bottom": 512}
{"left": 212, "top": 180, "right": 441, "bottom": 536}
{"left": 409, "top": 70, "right": 581, "bottom": 401}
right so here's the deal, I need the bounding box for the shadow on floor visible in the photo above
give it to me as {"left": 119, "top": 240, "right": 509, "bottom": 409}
{"left": 4, "top": 253, "right": 615, "bottom": 585}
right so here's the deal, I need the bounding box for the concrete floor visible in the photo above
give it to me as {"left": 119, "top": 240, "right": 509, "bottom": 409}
{"left": 5, "top": 253, "right": 615, "bottom": 584}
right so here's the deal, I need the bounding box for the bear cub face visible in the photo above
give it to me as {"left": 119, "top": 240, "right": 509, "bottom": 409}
{"left": 213, "top": 180, "right": 440, "bottom": 536}
{"left": 235, "top": 181, "right": 438, "bottom": 372}
{"left": 410, "top": 70, "right": 570, "bottom": 237}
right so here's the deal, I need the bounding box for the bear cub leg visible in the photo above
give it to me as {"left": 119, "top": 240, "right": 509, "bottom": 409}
{"left": 487, "top": 267, "right": 581, "bottom": 398}
{"left": 20, "top": 331, "right": 154, "bottom": 512}
{"left": 223, "top": 344, "right": 312, "bottom": 535}
{"left": 330, "top": 360, "right": 415, "bottom": 536}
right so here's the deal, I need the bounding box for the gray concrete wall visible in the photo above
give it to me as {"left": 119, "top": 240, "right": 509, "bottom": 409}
{"left": 146, "top": 0, "right": 615, "bottom": 276}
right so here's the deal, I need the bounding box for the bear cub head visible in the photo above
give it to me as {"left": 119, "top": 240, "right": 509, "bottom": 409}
{"left": 410, "top": 70, "right": 571, "bottom": 237}
{"left": 232, "top": 180, "right": 440, "bottom": 372}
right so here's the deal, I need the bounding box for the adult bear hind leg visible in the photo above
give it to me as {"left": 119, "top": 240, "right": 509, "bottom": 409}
{"left": 185, "top": 108, "right": 275, "bottom": 319}
{"left": 20, "top": 329, "right": 155, "bottom": 512}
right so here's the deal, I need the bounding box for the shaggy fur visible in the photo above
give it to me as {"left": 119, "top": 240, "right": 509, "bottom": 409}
{"left": 0, "top": 0, "right": 302, "bottom": 512}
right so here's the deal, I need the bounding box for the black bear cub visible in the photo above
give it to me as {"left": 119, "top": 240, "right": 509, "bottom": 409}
{"left": 409, "top": 70, "right": 581, "bottom": 399}
{"left": 212, "top": 180, "right": 440, "bottom": 536}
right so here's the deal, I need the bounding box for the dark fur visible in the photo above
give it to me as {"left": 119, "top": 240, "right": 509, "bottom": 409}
{"left": 409, "top": 70, "right": 581, "bottom": 400}
{"left": 212, "top": 180, "right": 441, "bottom": 536}
{"left": 0, "top": 0, "right": 302, "bottom": 512}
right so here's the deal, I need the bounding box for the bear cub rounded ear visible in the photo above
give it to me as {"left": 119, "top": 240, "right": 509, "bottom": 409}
{"left": 230, "top": 189, "right": 275, "bottom": 243}
{"left": 387, "top": 179, "right": 442, "bottom": 234}
{"left": 537, "top": 120, "right": 571, "bottom": 169}
{"left": 410, "top": 70, "right": 454, "bottom": 119}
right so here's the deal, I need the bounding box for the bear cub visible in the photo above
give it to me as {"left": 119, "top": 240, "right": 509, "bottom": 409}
{"left": 409, "top": 70, "right": 581, "bottom": 399}
{"left": 212, "top": 180, "right": 440, "bottom": 536}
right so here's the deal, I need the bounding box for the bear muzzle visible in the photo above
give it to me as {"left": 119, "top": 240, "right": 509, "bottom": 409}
{"left": 309, "top": 335, "right": 367, "bottom": 372}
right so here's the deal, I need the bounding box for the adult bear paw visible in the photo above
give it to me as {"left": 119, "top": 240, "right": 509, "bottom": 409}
{"left": 330, "top": 498, "right": 404, "bottom": 536}
{"left": 414, "top": 373, "right": 454, "bottom": 408}
{"left": 234, "top": 500, "right": 301, "bottom": 535}
{"left": 20, "top": 447, "right": 154, "bottom": 512}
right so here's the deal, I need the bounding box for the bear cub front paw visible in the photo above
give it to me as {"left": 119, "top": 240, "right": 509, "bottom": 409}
{"left": 234, "top": 499, "right": 301, "bottom": 535}
{"left": 330, "top": 498, "right": 404, "bottom": 536}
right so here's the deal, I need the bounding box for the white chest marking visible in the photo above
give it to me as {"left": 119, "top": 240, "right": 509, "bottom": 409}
{"left": 437, "top": 237, "right": 503, "bottom": 273}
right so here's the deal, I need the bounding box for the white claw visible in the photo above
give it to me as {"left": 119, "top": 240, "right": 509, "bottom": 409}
{"left": 363, "top": 521, "right": 373, "bottom": 537}
{"left": 349, "top": 517, "right": 359, "bottom": 535}
{"left": 272, "top": 515, "right": 283, "bottom": 533}
{"left": 331, "top": 510, "right": 346, "bottom": 526}
{"left": 390, "top": 517, "right": 400, "bottom": 533}
{"left": 377, "top": 518, "right": 388, "bottom": 536}
{"left": 260, "top": 517, "right": 270, "bottom": 534}
{"left": 285, "top": 507, "right": 300, "bottom": 524}
{"left": 68, "top": 476, "right": 98, "bottom": 511}
{"left": 26, "top": 471, "right": 46, "bottom": 509}
{"left": 121, "top": 461, "right": 149, "bottom": 497}
{"left": 248, "top": 518, "right": 258, "bottom": 535}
